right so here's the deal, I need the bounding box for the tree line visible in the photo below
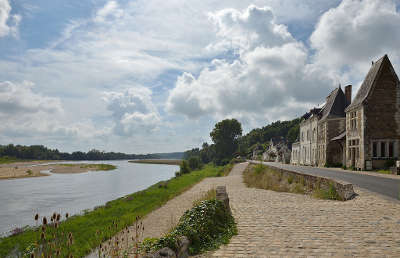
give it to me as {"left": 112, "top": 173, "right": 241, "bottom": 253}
{"left": 0, "top": 144, "right": 183, "bottom": 161}
{"left": 184, "top": 117, "right": 301, "bottom": 165}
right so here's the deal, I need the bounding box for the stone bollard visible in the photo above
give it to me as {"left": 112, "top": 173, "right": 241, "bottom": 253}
{"left": 216, "top": 186, "right": 231, "bottom": 213}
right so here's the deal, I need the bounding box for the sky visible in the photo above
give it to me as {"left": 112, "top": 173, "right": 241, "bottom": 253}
{"left": 1, "top": 0, "right": 400, "bottom": 154}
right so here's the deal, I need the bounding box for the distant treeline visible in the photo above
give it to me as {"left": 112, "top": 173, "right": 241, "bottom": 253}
{"left": 0, "top": 144, "right": 184, "bottom": 161}
{"left": 184, "top": 118, "right": 301, "bottom": 163}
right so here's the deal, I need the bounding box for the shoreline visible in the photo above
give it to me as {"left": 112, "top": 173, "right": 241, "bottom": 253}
{"left": 129, "top": 159, "right": 182, "bottom": 165}
{"left": 0, "top": 162, "right": 116, "bottom": 180}
{"left": 0, "top": 164, "right": 226, "bottom": 257}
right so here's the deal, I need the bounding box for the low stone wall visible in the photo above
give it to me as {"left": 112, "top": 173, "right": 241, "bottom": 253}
{"left": 251, "top": 162, "right": 355, "bottom": 200}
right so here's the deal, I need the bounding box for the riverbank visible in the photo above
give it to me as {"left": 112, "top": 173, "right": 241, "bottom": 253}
{"left": 0, "top": 164, "right": 227, "bottom": 257}
{"left": 129, "top": 159, "right": 182, "bottom": 165}
{"left": 0, "top": 163, "right": 116, "bottom": 180}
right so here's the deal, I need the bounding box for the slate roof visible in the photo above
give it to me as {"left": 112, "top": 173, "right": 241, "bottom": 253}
{"left": 345, "top": 54, "right": 399, "bottom": 111}
{"left": 319, "top": 86, "right": 347, "bottom": 121}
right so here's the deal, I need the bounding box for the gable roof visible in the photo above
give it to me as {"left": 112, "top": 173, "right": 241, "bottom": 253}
{"left": 319, "top": 86, "right": 347, "bottom": 120}
{"left": 345, "top": 54, "right": 399, "bottom": 111}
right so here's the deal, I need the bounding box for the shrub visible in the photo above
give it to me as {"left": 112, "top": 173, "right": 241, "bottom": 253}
{"left": 179, "top": 160, "right": 191, "bottom": 174}
{"left": 143, "top": 199, "right": 237, "bottom": 255}
{"left": 287, "top": 175, "right": 294, "bottom": 184}
{"left": 253, "top": 164, "right": 266, "bottom": 174}
{"left": 384, "top": 159, "right": 395, "bottom": 169}
{"left": 188, "top": 156, "right": 202, "bottom": 170}
{"left": 175, "top": 171, "right": 181, "bottom": 177}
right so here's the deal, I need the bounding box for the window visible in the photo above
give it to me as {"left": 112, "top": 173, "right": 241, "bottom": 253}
{"left": 381, "top": 142, "right": 386, "bottom": 157}
{"left": 301, "top": 132, "right": 304, "bottom": 142}
{"left": 350, "top": 111, "right": 357, "bottom": 130}
{"left": 389, "top": 142, "right": 394, "bottom": 157}
{"left": 373, "top": 142, "right": 377, "bottom": 157}
{"left": 307, "top": 130, "right": 310, "bottom": 141}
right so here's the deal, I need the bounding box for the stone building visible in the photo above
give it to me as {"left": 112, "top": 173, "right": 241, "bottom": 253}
{"left": 262, "top": 139, "right": 291, "bottom": 163}
{"left": 343, "top": 55, "right": 400, "bottom": 170}
{"left": 292, "top": 85, "right": 351, "bottom": 166}
{"left": 291, "top": 54, "right": 400, "bottom": 170}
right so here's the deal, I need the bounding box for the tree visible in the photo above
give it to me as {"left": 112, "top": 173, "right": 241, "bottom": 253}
{"left": 210, "top": 119, "right": 242, "bottom": 164}
{"left": 188, "top": 156, "right": 202, "bottom": 170}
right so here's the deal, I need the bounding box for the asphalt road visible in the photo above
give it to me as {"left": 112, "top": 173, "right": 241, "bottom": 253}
{"left": 259, "top": 161, "right": 400, "bottom": 201}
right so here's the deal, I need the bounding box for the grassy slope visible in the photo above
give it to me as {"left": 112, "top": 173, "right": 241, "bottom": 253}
{"left": 0, "top": 164, "right": 224, "bottom": 257}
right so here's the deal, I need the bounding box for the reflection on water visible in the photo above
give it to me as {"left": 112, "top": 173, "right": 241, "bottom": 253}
{"left": 0, "top": 160, "right": 177, "bottom": 235}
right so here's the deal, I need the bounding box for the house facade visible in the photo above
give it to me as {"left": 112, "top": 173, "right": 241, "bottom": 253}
{"left": 293, "top": 85, "right": 350, "bottom": 166}
{"left": 344, "top": 55, "right": 400, "bottom": 170}
{"left": 291, "top": 54, "right": 400, "bottom": 170}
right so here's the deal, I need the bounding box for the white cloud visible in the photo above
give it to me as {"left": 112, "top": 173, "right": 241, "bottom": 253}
{"left": 0, "top": 81, "right": 62, "bottom": 116}
{"left": 94, "top": 1, "right": 124, "bottom": 23}
{"left": 0, "top": 81, "right": 107, "bottom": 144}
{"left": 103, "top": 87, "right": 161, "bottom": 136}
{"left": 167, "top": 5, "right": 336, "bottom": 124}
{"left": 207, "top": 5, "right": 293, "bottom": 53}
{"left": 311, "top": 0, "right": 400, "bottom": 71}
{"left": 0, "top": 0, "right": 20, "bottom": 37}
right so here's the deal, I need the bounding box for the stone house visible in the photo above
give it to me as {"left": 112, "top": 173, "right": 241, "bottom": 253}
{"left": 262, "top": 139, "right": 291, "bottom": 163}
{"left": 292, "top": 85, "right": 351, "bottom": 166}
{"left": 343, "top": 55, "right": 400, "bottom": 170}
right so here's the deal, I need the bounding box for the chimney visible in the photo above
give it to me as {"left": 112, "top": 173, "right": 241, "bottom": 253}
{"left": 345, "top": 85, "right": 352, "bottom": 106}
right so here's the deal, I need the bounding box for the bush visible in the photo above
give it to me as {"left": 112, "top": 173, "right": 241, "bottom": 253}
{"left": 179, "top": 160, "right": 191, "bottom": 174}
{"left": 384, "top": 159, "right": 395, "bottom": 169}
{"left": 143, "top": 199, "right": 237, "bottom": 255}
{"left": 188, "top": 156, "right": 202, "bottom": 170}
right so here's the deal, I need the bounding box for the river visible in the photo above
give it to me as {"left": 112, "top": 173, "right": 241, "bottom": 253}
{"left": 0, "top": 160, "right": 178, "bottom": 236}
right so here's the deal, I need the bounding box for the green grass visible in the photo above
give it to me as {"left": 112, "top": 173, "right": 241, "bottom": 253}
{"left": 58, "top": 163, "right": 116, "bottom": 171}
{"left": 0, "top": 164, "right": 225, "bottom": 257}
{"left": 376, "top": 169, "right": 392, "bottom": 175}
{"left": 244, "top": 164, "right": 343, "bottom": 200}
{"left": 0, "top": 156, "right": 24, "bottom": 164}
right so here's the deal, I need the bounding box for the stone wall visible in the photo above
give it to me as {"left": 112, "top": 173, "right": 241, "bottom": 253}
{"left": 260, "top": 163, "right": 355, "bottom": 201}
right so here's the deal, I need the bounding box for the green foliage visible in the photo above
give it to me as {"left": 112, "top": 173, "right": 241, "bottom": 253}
{"left": 143, "top": 199, "right": 237, "bottom": 255}
{"left": 245, "top": 164, "right": 343, "bottom": 201}
{"left": 253, "top": 164, "right": 266, "bottom": 174}
{"left": 325, "top": 163, "right": 342, "bottom": 168}
{"left": 210, "top": 119, "right": 242, "bottom": 163}
{"left": 0, "top": 156, "right": 23, "bottom": 164}
{"left": 287, "top": 175, "right": 294, "bottom": 184}
{"left": 313, "top": 183, "right": 343, "bottom": 201}
{"left": 180, "top": 160, "right": 191, "bottom": 174}
{"left": 0, "top": 165, "right": 226, "bottom": 257}
{"left": 26, "top": 169, "right": 33, "bottom": 175}
{"left": 0, "top": 144, "right": 183, "bottom": 161}
{"left": 188, "top": 156, "right": 202, "bottom": 170}
{"left": 384, "top": 159, "right": 396, "bottom": 169}
{"left": 376, "top": 169, "right": 392, "bottom": 174}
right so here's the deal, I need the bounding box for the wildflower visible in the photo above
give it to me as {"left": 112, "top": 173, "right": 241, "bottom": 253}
{"left": 34, "top": 214, "right": 39, "bottom": 221}
{"left": 43, "top": 217, "right": 47, "bottom": 225}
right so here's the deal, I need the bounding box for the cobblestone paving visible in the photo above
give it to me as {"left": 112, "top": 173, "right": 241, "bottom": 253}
{"left": 210, "top": 162, "right": 400, "bottom": 257}
{"left": 91, "top": 162, "right": 400, "bottom": 257}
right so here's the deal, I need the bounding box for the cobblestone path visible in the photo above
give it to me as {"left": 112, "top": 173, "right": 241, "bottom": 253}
{"left": 91, "top": 162, "right": 400, "bottom": 257}
{"left": 210, "top": 162, "right": 400, "bottom": 257}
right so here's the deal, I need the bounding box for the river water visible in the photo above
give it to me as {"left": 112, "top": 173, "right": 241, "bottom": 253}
{"left": 0, "top": 160, "right": 178, "bottom": 236}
